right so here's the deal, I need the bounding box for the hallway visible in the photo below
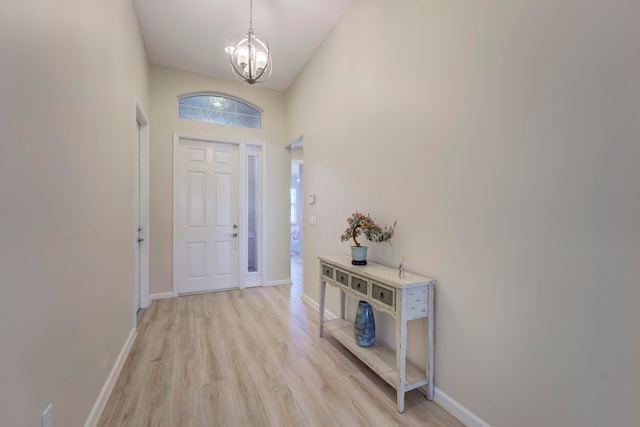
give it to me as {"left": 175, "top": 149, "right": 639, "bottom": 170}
{"left": 97, "top": 256, "right": 461, "bottom": 426}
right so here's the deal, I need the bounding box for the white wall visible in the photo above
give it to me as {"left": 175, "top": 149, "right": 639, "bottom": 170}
{"left": 0, "top": 1, "right": 149, "bottom": 426}
{"left": 149, "top": 66, "right": 290, "bottom": 294}
{"left": 285, "top": 0, "right": 640, "bottom": 426}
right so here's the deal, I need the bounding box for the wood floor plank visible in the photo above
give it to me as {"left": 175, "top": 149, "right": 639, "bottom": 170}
{"left": 98, "top": 262, "right": 463, "bottom": 427}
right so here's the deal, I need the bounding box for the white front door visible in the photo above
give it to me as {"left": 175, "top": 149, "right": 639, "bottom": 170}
{"left": 175, "top": 139, "right": 240, "bottom": 294}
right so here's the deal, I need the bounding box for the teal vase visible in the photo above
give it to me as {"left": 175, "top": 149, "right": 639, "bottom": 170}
{"left": 354, "top": 301, "right": 375, "bottom": 347}
{"left": 350, "top": 245, "right": 368, "bottom": 265}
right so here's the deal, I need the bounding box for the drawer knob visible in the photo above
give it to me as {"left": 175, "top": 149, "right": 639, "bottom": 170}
{"left": 379, "top": 292, "right": 384, "bottom": 298}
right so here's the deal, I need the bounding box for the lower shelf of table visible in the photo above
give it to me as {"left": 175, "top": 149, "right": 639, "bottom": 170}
{"left": 323, "top": 318, "right": 429, "bottom": 392}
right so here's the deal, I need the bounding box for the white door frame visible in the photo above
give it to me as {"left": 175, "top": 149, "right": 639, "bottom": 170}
{"left": 172, "top": 132, "right": 266, "bottom": 296}
{"left": 134, "top": 102, "right": 150, "bottom": 324}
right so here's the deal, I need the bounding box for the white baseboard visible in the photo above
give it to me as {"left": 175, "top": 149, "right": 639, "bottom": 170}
{"left": 300, "top": 294, "right": 338, "bottom": 320}
{"left": 84, "top": 328, "right": 137, "bottom": 427}
{"left": 300, "top": 294, "right": 317, "bottom": 310}
{"left": 434, "top": 387, "right": 491, "bottom": 427}
{"left": 149, "top": 292, "right": 174, "bottom": 300}
{"left": 264, "top": 279, "right": 292, "bottom": 287}
{"left": 303, "top": 291, "right": 489, "bottom": 427}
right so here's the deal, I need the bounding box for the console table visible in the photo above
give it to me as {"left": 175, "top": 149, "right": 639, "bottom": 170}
{"left": 318, "top": 255, "right": 436, "bottom": 413}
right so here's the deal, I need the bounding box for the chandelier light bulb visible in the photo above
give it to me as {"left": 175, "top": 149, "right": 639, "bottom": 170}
{"left": 237, "top": 45, "right": 249, "bottom": 68}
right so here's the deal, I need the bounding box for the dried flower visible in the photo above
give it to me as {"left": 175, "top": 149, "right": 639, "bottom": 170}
{"left": 340, "top": 211, "right": 396, "bottom": 246}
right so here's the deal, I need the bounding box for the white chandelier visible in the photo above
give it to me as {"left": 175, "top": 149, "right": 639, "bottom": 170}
{"left": 227, "top": 0, "right": 272, "bottom": 85}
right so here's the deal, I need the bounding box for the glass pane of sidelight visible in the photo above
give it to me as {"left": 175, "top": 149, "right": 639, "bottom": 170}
{"left": 247, "top": 155, "right": 259, "bottom": 273}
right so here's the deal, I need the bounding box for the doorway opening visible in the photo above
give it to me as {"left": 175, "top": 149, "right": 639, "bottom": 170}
{"left": 289, "top": 138, "right": 303, "bottom": 296}
{"left": 134, "top": 102, "right": 149, "bottom": 327}
{"left": 290, "top": 161, "right": 303, "bottom": 258}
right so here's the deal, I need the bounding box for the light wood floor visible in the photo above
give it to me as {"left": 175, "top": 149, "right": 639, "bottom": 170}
{"left": 98, "top": 257, "right": 463, "bottom": 427}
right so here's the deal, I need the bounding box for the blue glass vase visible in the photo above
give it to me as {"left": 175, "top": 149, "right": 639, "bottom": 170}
{"left": 354, "top": 300, "right": 375, "bottom": 347}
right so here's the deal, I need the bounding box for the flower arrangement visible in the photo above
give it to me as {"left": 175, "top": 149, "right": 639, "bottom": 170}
{"left": 340, "top": 211, "right": 396, "bottom": 247}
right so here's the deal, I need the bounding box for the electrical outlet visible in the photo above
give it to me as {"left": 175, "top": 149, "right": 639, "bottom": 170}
{"left": 42, "top": 403, "right": 52, "bottom": 427}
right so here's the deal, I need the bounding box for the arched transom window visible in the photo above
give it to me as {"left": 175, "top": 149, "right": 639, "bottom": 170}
{"left": 178, "top": 94, "right": 262, "bottom": 129}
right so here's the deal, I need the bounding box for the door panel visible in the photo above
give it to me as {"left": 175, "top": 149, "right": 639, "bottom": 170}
{"left": 215, "top": 173, "right": 231, "bottom": 226}
{"left": 187, "top": 242, "right": 207, "bottom": 279}
{"left": 215, "top": 242, "right": 231, "bottom": 275}
{"left": 176, "top": 139, "right": 239, "bottom": 294}
{"left": 187, "top": 171, "right": 207, "bottom": 228}
{"left": 188, "top": 147, "right": 207, "bottom": 163}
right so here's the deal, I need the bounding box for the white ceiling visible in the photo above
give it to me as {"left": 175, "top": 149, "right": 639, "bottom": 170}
{"left": 133, "top": 0, "right": 353, "bottom": 91}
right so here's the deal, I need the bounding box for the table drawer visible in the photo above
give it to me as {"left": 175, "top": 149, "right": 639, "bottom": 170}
{"left": 407, "top": 287, "right": 428, "bottom": 307}
{"left": 406, "top": 287, "right": 428, "bottom": 317}
{"left": 335, "top": 269, "right": 350, "bottom": 286}
{"left": 350, "top": 276, "right": 368, "bottom": 295}
{"left": 372, "top": 283, "right": 395, "bottom": 309}
{"left": 321, "top": 264, "right": 334, "bottom": 280}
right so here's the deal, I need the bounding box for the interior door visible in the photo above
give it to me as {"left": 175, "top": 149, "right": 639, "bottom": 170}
{"left": 176, "top": 139, "right": 240, "bottom": 294}
{"left": 133, "top": 121, "right": 141, "bottom": 315}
